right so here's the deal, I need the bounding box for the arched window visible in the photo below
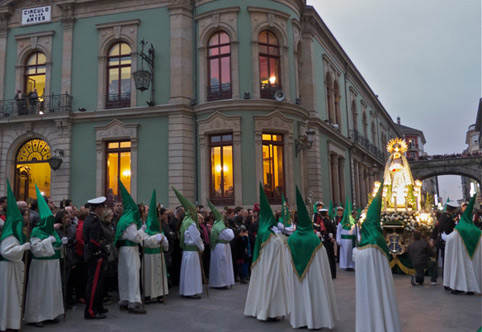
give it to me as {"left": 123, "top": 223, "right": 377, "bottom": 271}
{"left": 106, "top": 42, "right": 131, "bottom": 109}
{"left": 351, "top": 100, "right": 358, "bottom": 132}
{"left": 371, "top": 121, "right": 377, "bottom": 144}
{"left": 15, "top": 139, "right": 51, "bottom": 200}
{"left": 24, "top": 52, "right": 46, "bottom": 104}
{"left": 334, "top": 80, "right": 341, "bottom": 126}
{"left": 207, "top": 32, "right": 232, "bottom": 101}
{"left": 362, "top": 112, "right": 368, "bottom": 138}
{"left": 326, "top": 73, "right": 334, "bottom": 123}
{"left": 259, "top": 31, "right": 280, "bottom": 99}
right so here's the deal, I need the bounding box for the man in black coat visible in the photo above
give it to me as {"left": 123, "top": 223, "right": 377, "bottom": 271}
{"left": 83, "top": 197, "right": 108, "bottom": 319}
{"left": 407, "top": 231, "right": 437, "bottom": 286}
{"left": 436, "top": 203, "right": 458, "bottom": 271}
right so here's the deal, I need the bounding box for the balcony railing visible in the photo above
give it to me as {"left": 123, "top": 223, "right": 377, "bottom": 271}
{"left": 350, "top": 129, "right": 385, "bottom": 161}
{"left": 0, "top": 93, "right": 73, "bottom": 119}
{"left": 260, "top": 83, "right": 281, "bottom": 99}
{"left": 207, "top": 83, "right": 232, "bottom": 101}
{"left": 106, "top": 92, "right": 130, "bottom": 109}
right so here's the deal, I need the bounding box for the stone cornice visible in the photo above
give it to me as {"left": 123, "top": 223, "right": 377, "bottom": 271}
{"left": 195, "top": 6, "right": 239, "bottom": 21}
{"left": 247, "top": 6, "right": 291, "bottom": 21}
{"left": 14, "top": 29, "right": 54, "bottom": 39}
{"left": 193, "top": 99, "right": 309, "bottom": 121}
{"left": 95, "top": 19, "right": 140, "bottom": 30}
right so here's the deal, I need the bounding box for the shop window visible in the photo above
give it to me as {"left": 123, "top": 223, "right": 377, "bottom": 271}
{"left": 207, "top": 32, "right": 232, "bottom": 101}
{"left": 106, "top": 42, "right": 131, "bottom": 109}
{"left": 259, "top": 31, "right": 281, "bottom": 99}
{"left": 262, "top": 133, "right": 284, "bottom": 204}
{"left": 210, "top": 134, "right": 234, "bottom": 205}
{"left": 106, "top": 140, "right": 131, "bottom": 201}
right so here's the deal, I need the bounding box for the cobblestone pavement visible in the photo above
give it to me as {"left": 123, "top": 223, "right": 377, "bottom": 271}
{"left": 22, "top": 268, "right": 481, "bottom": 332}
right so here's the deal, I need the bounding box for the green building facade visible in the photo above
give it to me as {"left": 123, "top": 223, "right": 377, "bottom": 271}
{"left": 0, "top": 0, "right": 401, "bottom": 209}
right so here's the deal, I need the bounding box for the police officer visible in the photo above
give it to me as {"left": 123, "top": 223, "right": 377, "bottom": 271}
{"left": 83, "top": 196, "right": 109, "bottom": 319}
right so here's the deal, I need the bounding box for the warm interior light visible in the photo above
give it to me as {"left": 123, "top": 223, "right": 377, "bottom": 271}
{"left": 269, "top": 76, "right": 277, "bottom": 84}
{"left": 122, "top": 169, "right": 131, "bottom": 177}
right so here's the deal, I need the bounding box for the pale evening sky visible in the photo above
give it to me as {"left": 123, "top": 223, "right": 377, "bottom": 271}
{"left": 308, "top": 0, "right": 482, "bottom": 201}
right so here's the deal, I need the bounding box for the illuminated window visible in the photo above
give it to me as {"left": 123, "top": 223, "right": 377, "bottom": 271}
{"left": 262, "top": 133, "right": 284, "bottom": 204}
{"left": 210, "top": 134, "right": 234, "bottom": 205}
{"left": 207, "top": 32, "right": 232, "bottom": 101}
{"left": 14, "top": 139, "right": 51, "bottom": 200}
{"left": 106, "top": 140, "right": 131, "bottom": 201}
{"left": 259, "top": 31, "right": 280, "bottom": 99}
{"left": 24, "top": 52, "right": 46, "bottom": 96}
{"left": 106, "top": 42, "right": 131, "bottom": 109}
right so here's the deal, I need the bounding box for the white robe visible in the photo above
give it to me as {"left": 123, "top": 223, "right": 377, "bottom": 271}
{"left": 244, "top": 233, "right": 289, "bottom": 320}
{"left": 0, "top": 236, "right": 25, "bottom": 330}
{"left": 336, "top": 223, "right": 358, "bottom": 269}
{"left": 277, "top": 221, "right": 295, "bottom": 236}
{"left": 179, "top": 223, "right": 204, "bottom": 296}
{"left": 286, "top": 245, "right": 339, "bottom": 329}
{"left": 353, "top": 247, "right": 401, "bottom": 332}
{"left": 118, "top": 224, "right": 146, "bottom": 304}
{"left": 209, "top": 228, "right": 235, "bottom": 288}
{"left": 443, "top": 230, "right": 482, "bottom": 293}
{"left": 143, "top": 234, "right": 169, "bottom": 298}
{"left": 24, "top": 237, "right": 64, "bottom": 323}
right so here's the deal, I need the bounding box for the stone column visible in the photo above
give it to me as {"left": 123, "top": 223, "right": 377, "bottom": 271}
{"left": 169, "top": 2, "right": 193, "bottom": 105}
{"left": 0, "top": 12, "right": 10, "bottom": 101}
{"left": 305, "top": 128, "right": 323, "bottom": 202}
{"left": 168, "top": 113, "right": 196, "bottom": 207}
{"left": 339, "top": 157, "right": 345, "bottom": 204}
{"left": 60, "top": 4, "right": 75, "bottom": 95}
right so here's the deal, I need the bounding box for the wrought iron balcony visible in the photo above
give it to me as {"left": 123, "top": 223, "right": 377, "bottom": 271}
{"left": 260, "top": 83, "right": 281, "bottom": 99}
{"left": 105, "top": 92, "right": 131, "bottom": 109}
{"left": 207, "top": 83, "right": 232, "bottom": 101}
{"left": 350, "top": 129, "right": 386, "bottom": 161}
{"left": 0, "top": 93, "right": 73, "bottom": 119}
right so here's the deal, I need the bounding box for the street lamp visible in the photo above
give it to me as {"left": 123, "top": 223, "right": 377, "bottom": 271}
{"left": 132, "top": 39, "right": 155, "bottom": 106}
{"left": 295, "top": 129, "right": 316, "bottom": 157}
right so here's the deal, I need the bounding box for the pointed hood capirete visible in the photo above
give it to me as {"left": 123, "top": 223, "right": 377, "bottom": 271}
{"left": 341, "top": 198, "right": 355, "bottom": 230}
{"left": 114, "top": 179, "right": 142, "bottom": 246}
{"left": 0, "top": 179, "right": 26, "bottom": 244}
{"left": 145, "top": 189, "right": 161, "bottom": 236}
{"left": 454, "top": 195, "right": 481, "bottom": 258}
{"left": 287, "top": 187, "right": 323, "bottom": 280}
{"left": 251, "top": 183, "right": 277, "bottom": 268}
{"left": 280, "top": 193, "right": 291, "bottom": 227}
{"left": 30, "top": 184, "right": 60, "bottom": 245}
{"left": 358, "top": 181, "right": 389, "bottom": 258}
{"left": 328, "top": 201, "right": 335, "bottom": 221}
{"left": 172, "top": 187, "right": 198, "bottom": 251}
{"left": 208, "top": 199, "right": 226, "bottom": 247}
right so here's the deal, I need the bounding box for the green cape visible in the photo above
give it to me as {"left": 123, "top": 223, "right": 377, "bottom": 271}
{"left": 279, "top": 193, "right": 292, "bottom": 227}
{"left": 207, "top": 199, "right": 226, "bottom": 247}
{"left": 0, "top": 179, "right": 26, "bottom": 244}
{"left": 251, "top": 183, "right": 277, "bottom": 268}
{"left": 30, "top": 184, "right": 60, "bottom": 245}
{"left": 454, "top": 195, "right": 481, "bottom": 258}
{"left": 145, "top": 189, "right": 160, "bottom": 236}
{"left": 358, "top": 181, "right": 389, "bottom": 258}
{"left": 114, "top": 179, "right": 141, "bottom": 246}
{"left": 341, "top": 198, "right": 355, "bottom": 230}
{"left": 287, "top": 187, "right": 323, "bottom": 280}
{"left": 172, "top": 187, "right": 198, "bottom": 250}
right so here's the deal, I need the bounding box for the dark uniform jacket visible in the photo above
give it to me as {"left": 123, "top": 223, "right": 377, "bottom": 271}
{"left": 407, "top": 239, "right": 434, "bottom": 268}
{"left": 83, "top": 212, "right": 108, "bottom": 262}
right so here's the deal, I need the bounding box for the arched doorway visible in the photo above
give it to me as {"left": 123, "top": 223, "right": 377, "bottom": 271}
{"left": 15, "top": 139, "right": 51, "bottom": 200}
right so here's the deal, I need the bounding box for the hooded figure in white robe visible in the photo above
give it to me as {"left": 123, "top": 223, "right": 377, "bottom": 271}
{"left": 0, "top": 180, "right": 31, "bottom": 331}
{"left": 286, "top": 187, "right": 339, "bottom": 329}
{"left": 336, "top": 198, "right": 358, "bottom": 270}
{"left": 244, "top": 183, "right": 289, "bottom": 321}
{"left": 353, "top": 181, "right": 401, "bottom": 332}
{"left": 173, "top": 187, "right": 205, "bottom": 298}
{"left": 142, "top": 190, "right": 169, "bottom": 302}
{"left": 24, "top": 184, "right": 65, "bottom": 325}
{"left": 443, "top": 195, "right": 481, "bottom": 294}
{"left": 207, "top": 200, "right": 234, "bottom": 288}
